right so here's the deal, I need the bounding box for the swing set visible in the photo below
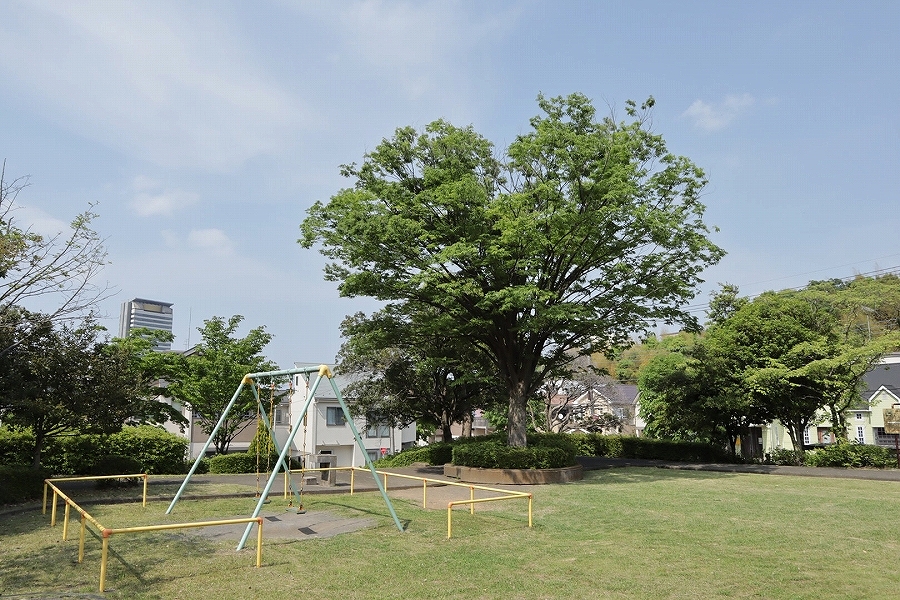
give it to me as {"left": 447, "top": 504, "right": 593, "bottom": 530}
{"left": 165, "top": 364, "right": 404, "bottom": 551}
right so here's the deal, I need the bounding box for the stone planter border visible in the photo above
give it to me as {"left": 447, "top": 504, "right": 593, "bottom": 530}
{"left": 443, "top": 463, "right": 583, "bottom": 485}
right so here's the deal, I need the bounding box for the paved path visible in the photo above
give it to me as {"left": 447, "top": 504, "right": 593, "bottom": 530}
{"left": 577, "top": 456, "right": 900, "bottom": 481}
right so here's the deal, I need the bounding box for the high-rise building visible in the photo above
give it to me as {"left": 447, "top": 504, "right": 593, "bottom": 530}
{"left": 119, "top": 298, "right": 174, "bottom": 351}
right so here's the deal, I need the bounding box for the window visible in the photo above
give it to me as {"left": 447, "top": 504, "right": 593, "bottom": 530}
{"left": 326, "top": 407, "right": 346, "bottom": 426}
{"left": 857, "top": 426, "right": 865, "bottom": 444}
{"left": 803, "top": 428, "right": 810, "bottom": 446}
{"left": 366, "top": 423, "right": 391, "bottom": 438}
{"left": 274, "top": 404, "right": 288, "bottom": 425}
{"left": 855, "top": 413, "right": 863, "bottom": 421}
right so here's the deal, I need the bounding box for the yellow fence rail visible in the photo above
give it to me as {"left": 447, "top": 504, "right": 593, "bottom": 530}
{"left": 281, "top": 465, "right": 534, "bottom": 538}
{"left": 43, "top": 476, "right": 264, "bottom": 593}
{"left": 350, "top": 467, "right": 533, "bottom": 539}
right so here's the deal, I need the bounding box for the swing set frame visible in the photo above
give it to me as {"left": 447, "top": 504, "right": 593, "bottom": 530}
{"left": 165, "top": 364, "right": 405, "bottom": 551}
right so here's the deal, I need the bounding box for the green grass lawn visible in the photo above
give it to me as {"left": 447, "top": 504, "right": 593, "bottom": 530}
{"left": 2, "top": 468, "right": 898, "bottom": 599}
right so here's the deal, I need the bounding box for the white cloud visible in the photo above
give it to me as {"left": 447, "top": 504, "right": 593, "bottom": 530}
{"left": 187, "top": 228, "right": 233, "bottom": 255}
{"left": 131, "top": 190, "right": 200, "bottom": 217}
{"left": 0, "top": 1, "right": 309, "bottom": 170}
{"left": 12, "top": 205, "right": 69, "bottom": 237}
{"left": 682, "top": 94, "right": 756, "bottom": 131}
{"left": 283, "top": 0, "right": 517, "bottom": 99}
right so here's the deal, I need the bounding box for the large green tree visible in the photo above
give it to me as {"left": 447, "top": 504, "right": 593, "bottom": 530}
{"left": 300, "top": 93, "right": 724, "bottom": 447}
{"left": 164, "top": 315, "right": 276, "bottom": 454}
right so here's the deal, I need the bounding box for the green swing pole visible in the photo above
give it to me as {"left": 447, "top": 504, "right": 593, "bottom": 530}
{"left": 236, "top": 368, "right": 324, "bottom": 550}
{"left": 330, "top": 374, "right": 405, "bottom": 533}
{"left": 166, "top": 376, "right": 251, "bottom": 514}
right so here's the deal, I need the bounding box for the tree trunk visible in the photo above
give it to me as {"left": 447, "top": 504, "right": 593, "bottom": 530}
{"left": 441, "top": 410, "right": 453, "bottom": 442}
{"left": 32, "top": 430, "right": 44, "bottom": 470}
{"left": 461, "top": 412, "right": 473, "bottom": 438}
{"left": 507, "top": 382, "right": 528, "bottom": 448}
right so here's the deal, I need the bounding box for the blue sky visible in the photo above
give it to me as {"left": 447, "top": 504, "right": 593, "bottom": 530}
{"left": 2, "top": 1, "right": 899, "bottom": 369}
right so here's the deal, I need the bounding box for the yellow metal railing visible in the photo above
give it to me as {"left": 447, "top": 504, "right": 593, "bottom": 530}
{"left": 44, "top": 476, "right": 264, "bottom": 592}
{"left": 349, "top": 467, "right": 533, "bottom": 539}
{"left": 281, "top": 465, "right": 534, "bottom": 538}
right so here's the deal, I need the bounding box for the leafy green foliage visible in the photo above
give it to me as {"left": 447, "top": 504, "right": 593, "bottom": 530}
{"left": 0, "top": 311, "right": 182, "bottom": 468}
{"left": 207, "top": 452, "right": 257, "bottom": 474}
{"left": 805, "top": 442, "right": 895, "bottom": 468}
{"left": 0, "top": 464, "right": 50, "bottom": 505}
{"left": 0, "top": 425, "right": 188, "bottom": 475}
{"left": 372, "top": 443, "right": 454, "bottom": 467}
{"left": 163, "top": 315, "right": 277, "bottom": 454}
{"left": 88, "top": 455, "right": 144, "bottom": 487}
{"left": 300, "top": 93, "right": 724, "bottom": 448}
{"left": 0, "top": 164, "right": 111, "bottom": 325}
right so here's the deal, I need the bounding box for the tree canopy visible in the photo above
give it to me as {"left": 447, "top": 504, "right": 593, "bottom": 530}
{"left": 638, "top": 277, "right": 900, "bottom": 455}
{"left": 301, "top": 93, "right": 724, "bottom": 447}
{"left": 163, "top": 315, "right": 276, "bottom": 454}
{"left": 0, "top": 309, "right": 180, "bottom": 468}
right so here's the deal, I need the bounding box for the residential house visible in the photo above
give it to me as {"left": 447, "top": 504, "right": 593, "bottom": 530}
{"left": 547, "top": 377, "right": 641, "bottom": 435}
{"left": 760, "top": 353, "right": 900, "bottom": 454}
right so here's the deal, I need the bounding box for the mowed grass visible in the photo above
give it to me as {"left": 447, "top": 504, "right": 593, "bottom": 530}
{"left": 2, "top": 468, "right": 899, "bottom": 599}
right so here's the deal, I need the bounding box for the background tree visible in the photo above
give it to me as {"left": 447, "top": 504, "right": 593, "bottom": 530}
{"left": 0, "top": 162, "right": 111, "bottom": 337}
{"left": 164, "top": 315, "right": 276, "bottom": 454}
{"left": 337, "top": 309, "right": 503, "bottom": 442}
{"left": 0, "top": 311, "right": 180, "bottom": 468}
{"left": 301, "top": 93, "right": 724, "bottom": 447}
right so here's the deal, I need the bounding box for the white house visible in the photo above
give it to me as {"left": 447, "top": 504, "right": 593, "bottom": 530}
{"left": 279, "top": 364, "right": 417, "bottom": 478}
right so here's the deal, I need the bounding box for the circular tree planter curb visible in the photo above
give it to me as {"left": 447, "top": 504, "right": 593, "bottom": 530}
{"left": 443, "top": 464, "right": 583, "bottom": 485}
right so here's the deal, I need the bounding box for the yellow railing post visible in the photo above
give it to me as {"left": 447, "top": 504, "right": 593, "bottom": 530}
{"left": 43, "top": 482, "right": 48, "bottom": 514}
{"left": 78, "top": 514, "right": 87, "bottom": 563}
{"left": 383, "top": 472, "right": 388, "bottom": 492}
{"left": 470, "top": 486, "right": 475, "bottom": 515}
{"left": 99, "top": 533, "right": 110, "bottom": 593}
{"left": 528, "top": 494, "right": 533, "bottom": 528}
{"left": 422, "top": 479, "right": 427, "bottom": 508}
{"left": 256, "top": 518, "right": 263, "bottom": 567}
{"left": 142, "top": 474, "right": 148, "bottom": 507}
{"left": 51, "top": 491, "right": 58, "bottom": 527}
{"left": 350, "top": 468, "right": 355, "bottom": 495}
{"left": 447, "top": 503, "right": 453, "bottom": 539}
{"left": 63, "top": 502, "right": 71, "bottom": 540}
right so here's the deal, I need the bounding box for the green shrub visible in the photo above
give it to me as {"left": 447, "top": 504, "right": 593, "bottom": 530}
{"left": 575, "top": 434, "right": 733, "bottom": 463}
{"left": 767, "top": 447, "right": 807, "bottom": 466}
{"left": 208, "top": 453, "right": 257, "bottom": 474}
{"left": 107, "top": 426, "right": 188, "bottom": 474}
{"left": 806, "top": 443, "right": 894, "bottom": 468}
{"left": 49, "top": 435, "right": 106, "bottom": 476}
{"left": 452, "top": 438, "right": 575, "bottom": 469}
{"left": 373, "top": 443, "right": 454, "bottom": 467}
{"left": 0, "top": 465, "right": 51, "bottom": 504}
{"left": 0, "top": 427, "right": 35, "bottom": 467}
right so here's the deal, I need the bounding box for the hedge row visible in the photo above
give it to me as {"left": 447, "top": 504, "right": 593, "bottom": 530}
{"left": 0, "top": 465, "right": 52, "bottom": 505}
{"left": 380, "top": 432, "right": 734, "bottom": 469}
{"left": 805, "top": 443, "right": 895, "bottom": 468}
{"left": 0, "top": 425, "right": 189, "bottom": 475}
{"left": 568, "top": 433, "right": 734, "bottom": 463}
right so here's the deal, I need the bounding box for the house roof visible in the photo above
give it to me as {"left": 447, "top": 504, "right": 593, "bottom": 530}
{"left": 863, "top": 353, "right": 900, "bottom": 399}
